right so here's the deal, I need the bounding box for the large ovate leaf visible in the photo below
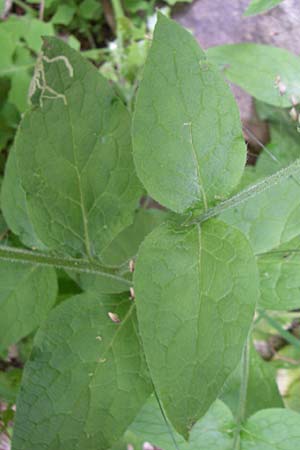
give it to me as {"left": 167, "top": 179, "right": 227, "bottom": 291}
{"left": 133, "top": 14, "right": 246, "bottom": 214}
{"left": 220, "top": 343, "right": 283, "bottom": 418}
{"left": 12, "top": 293, "right": 152, "bottom": 450}
{"left": 207, "top": 44, "right": 300, "bottom": 107}
{"left": 134, "top": 219, "right": 259, "bottom": 437}
{"left": 244, "top": 0, "right": 284, "bottom": 16}
{"left": 0, "top": 262, "right": 57, "bottom": 350}
{"left": 14, "top": 37, "right": 142, "bottom": 258}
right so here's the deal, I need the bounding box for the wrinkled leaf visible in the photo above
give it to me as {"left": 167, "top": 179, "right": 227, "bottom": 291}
{"left": 133, "top": 14, "right": 246, "bottom": 213}
{"left": 207, "top": 44, "right": 300, "bottom": 107}
{"left": 0, "top": 262, "right": 57, "bottom": 350}
{"left": 134, "top": 219, "right": 259, "bottom": 437}
{"left": 14, "top": 37, "right": 142, "bottom": 258}
{"left": 12, "top": 293, "right": 152, "bottom": 450}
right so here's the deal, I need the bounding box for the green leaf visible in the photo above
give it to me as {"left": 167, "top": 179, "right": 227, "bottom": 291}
{"left": 73, "top": 208, "right": 167, "bottom": 294}
{"left": 0, "top": 369, "right": 22, "bottom": 403}
{"left": 221, "top": 175, "right": 300, "bottom": 254}
{"left": 244, "top": 0, "right": 284, "bottom": 16}
{"left": 129, "top": 397, "right": 234, "bottom": 450}
{"left": 14, "top": 37, "right": 142, "bottom": 258}
{"left": 134, "top": 219, "right": 259, "bottom": 437}
{"left": 2, "top": 147, "right": 47, "bottom": 250}
{"left": 0, "top": 262, "right": 57, "bottom": 350}
{"left": 12, "top": 293, "right": 152, "bottom": 450}
{"left": 258, "top": 235, "right": 300, "bottom": 310}
{"left": 1, "top": 16, "right": 55, "bottom": 53}
{"left": 132, "top": 14, "right": 246, "bottom": 214}
{"left": 241, "top": 408, "right": 300, "bottom": 449}
{"left": 51, "top": 4, "right": 76, "bottom": 25}
{"left": 221, "top": 343, "right": 283, "bottom": 418}
{"left": 207, "top": 44, "right": 300, "bottom": 107}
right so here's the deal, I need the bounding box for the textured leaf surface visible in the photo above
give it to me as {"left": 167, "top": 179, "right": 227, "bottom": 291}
{"left": 258, "top": 236, "right": 300, "bottom": 310}
{"left": 133, "top": 14, "right": 246, "bottom": 213}
{"left": 1, "top": 147, "right": 46, "bottom": 250}
{"left": 207, "top": 44, "right": 300, "bottom": 107}
{"left": 222, "top": 175, "right": 300, "bottom": 254}
{"left": 244, "top": 0, "right": 284, "bottom": 16}
{"left": 129, "top": 397, "right": 234, "bottom": 450}
{"left": 134, "top": 220, "right": 259, "bottom": 436}
{"left": 12, "top": 293, "right": 152, "bottom": 450}
{"left": 221, "top": 343, "right": 283, "bottom": 418}
{"left": 0, "top": 262, "right": 57, "bottom": 350}
{"left": 241, "top": 409, "right": 300, "bottom": 449}
{"left": 14, "top": 37, "right": 142, "bottom": 258}
{"left": 75, "top": 208, "right": 167, "bottom": 294}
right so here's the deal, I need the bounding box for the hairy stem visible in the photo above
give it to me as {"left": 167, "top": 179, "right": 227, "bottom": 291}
{"left": 190, "top": 158, "right": 300, "bottom": 225}
{"left": 233, "top": 334, "right": 251, "bottom": 450}
{"left": 14, "top": 0, "right": 37, "bottom": 15}
{"left": 0, "top": 245, "right": 131, "bottom": 286}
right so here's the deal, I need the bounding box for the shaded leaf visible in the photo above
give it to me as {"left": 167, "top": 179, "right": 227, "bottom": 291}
{"left": 12, "top": 293, "right": 152, "bottom": 450}
{"left": 221, "top": 343, "right": 283, "bottom": 417}
{"left": 0, "top": 262, "right": 57, "bottom": 350}
{"left": 207, "top": 44, "right": 300, "bottom": 107}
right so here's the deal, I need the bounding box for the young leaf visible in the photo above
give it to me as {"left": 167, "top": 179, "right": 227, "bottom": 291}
{"left": 12, "top": 293, "right": 152, "bottom": 450}
{"left": 134, "top": 219, "right": 259, "bottom": 437}
{"left": 14, "top": 37, "right": 142, "bottom": 259}
{"left": 0, "top": 262, "right": 57, "bottom": 350}
{"left": 220, "top": 343, "right": 283, "bottom": 418}
{"left": 207, "top": 44, "right": 300, "bottom": 107}
{"left": 244, "top": 0, "right": 284, "bottom": 17}
{"left": 132, "top": 14, "right": 246, "bottom": 214}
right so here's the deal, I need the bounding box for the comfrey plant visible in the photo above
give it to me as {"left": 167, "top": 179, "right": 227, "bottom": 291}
{"left": 1, "top": 13, "right": 300, "bottom": 450}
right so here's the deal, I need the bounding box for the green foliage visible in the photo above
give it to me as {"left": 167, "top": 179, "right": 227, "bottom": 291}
{"left": 1, "top": 9, "right": 300, "bottom": 450}
{"left": 0, "top": 262, "right": 57, "bottom": 350}
{"left": 134, "top": 219, "right": 259, "bottom": 436}
{"left": 12, "top": 293, "right": 152, "bottom": 450}
{"left": 207, "top": 44, "right": 300, "bottom": 107}
{"left": 244, "top": 0, "right": 285, "bottom": 16}
{"left": 133, "top": 14, "right": 246, "bottom": 213}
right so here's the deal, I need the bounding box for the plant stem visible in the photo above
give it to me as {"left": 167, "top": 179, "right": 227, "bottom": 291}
{"left": 190, "top": 158, "right": 300, "bottom": 225}
{"left": 14, "top": 0, "right": 37, "bottom": 15}
{"left": 258, "top": 308, "right": 300, "bottom": 350}
{"left": 232, "top": 334, "right": 251, "bottom": 450}
{"left": 0, "top": 245, "right": 131, "bottom": 286}
{"left": 111, "top": 0, "right": 124, "bottom": 21}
